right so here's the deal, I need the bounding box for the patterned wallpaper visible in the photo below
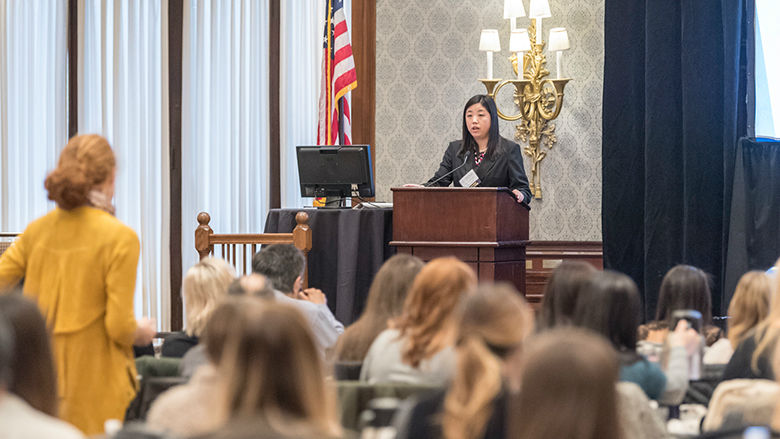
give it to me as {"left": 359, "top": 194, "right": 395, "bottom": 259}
{"left": 374, "top": 0, "right": 604, "bottom": 241}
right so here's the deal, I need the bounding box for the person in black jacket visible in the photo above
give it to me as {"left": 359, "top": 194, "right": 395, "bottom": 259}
{"left": 723, "top": 259, "right": 780, "bottom": 381}
{"left": 424, "top": 95, "right": 531, "bottom": 204}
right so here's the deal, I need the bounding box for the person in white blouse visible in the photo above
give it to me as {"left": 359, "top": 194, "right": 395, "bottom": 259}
{"left": 0, "top": 295, "right": 85, "bottom": 439}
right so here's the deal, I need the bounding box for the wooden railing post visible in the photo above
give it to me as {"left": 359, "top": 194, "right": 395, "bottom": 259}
{"left": 293, "top": 211, "right": 312, "bottom": 288}
{"left": 195, "top": 212, "right": 214, "bottom": 260}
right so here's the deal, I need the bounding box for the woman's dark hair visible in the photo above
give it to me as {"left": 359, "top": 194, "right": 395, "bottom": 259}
{"left": 656, "top": 265, "right": 713, "bottom": 325}
{"left": 508, "top": 328, "right": 622, "bottom": 439}
{"left": 459, "top": 95, "right": 500, "bottom": 160}
{"left": 537, "top": 261, "right": 598, "bottom": 331}
{"left": 0, "top": 293, "right": 59, "bottom": 416}
{"left": 574, "top": 271, "right": 641, "bottom": 362}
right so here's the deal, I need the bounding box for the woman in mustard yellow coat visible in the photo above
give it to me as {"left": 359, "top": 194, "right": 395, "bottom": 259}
{"left": 0, "top": 134, "right": 156, "bottom": 435}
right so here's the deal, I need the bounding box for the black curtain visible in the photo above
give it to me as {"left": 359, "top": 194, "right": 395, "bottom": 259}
{"left": 724, "top": 138, "right": 780, "bottom": 306}
{"left": 602, "top": 0, "right": 750, "bottom": 319}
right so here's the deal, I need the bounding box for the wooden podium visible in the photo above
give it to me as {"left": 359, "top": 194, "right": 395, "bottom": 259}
{"left": 390, "top": 187, "right": 529, "bottom": 295}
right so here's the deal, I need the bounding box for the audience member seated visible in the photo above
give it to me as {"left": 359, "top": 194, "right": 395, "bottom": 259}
{"left": 252, "top": 244, "right": 344, "bottom": 356}
{"left": 360, "top": 257, "right": 477, "bottom": 385}
{"left": 199, "top": 301, "right": 343, "bottom": 438}
{"left": 705, "top": 271, "right": 772, "bottom": 365}
{"left": 723, "top": 258, "right": 780, "bottom": 381}
{"left": 575, "top": 271, "right": 698, "bottom": 405}
{"left": 394, "top": 283, "right": 533, "bottom": 439}
{"left": 639, "top": 265, "right": 722, "bottom": 347}
{"left": 180, "top": 274, "right": 274, "bottom": 378}
{"left": 702, "top": 316, "right": 780, "bottom": 437}
{"left": 0, "top": 294, "right": 85, "bottom": 438}
{"left": 535, "top": 260, "right": 597, "bottom": 331}
{"left": 615, "top": 382, "right": 670, "bottom": 439}
{"left": 162, "top": 257, "right": 235, "bottom": 358}
{"left": 507, "top": 328, "right": 623, "bottom": 439}
{"left": 334, "top": 254, "right": 424, "bottom": 363}
{"left": 147, "top": 296, "right": 259, "bottom": 437}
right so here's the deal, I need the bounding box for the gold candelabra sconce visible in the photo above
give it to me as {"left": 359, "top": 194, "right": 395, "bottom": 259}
{"left": 478, "top": 12, "right": 571, "bottom": 200}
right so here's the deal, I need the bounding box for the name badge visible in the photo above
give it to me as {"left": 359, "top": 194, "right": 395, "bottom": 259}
{"left": 459, "top": 169, "right": 481, "bottom": 187}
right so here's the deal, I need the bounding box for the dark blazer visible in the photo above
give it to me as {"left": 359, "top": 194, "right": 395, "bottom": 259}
{"left": 723, "top": 330, "right": 774, "bottom": 381}
{"left": 425, "top": 136, "right": 532, "bottom": 203}
{"left": 161, "top": 331, "right": 199, "bottom": 358}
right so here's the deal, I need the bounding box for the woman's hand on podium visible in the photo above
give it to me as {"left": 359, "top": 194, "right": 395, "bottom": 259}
{"left": 512, "top": 189, "right": 524, "bottom": 204}
{"left": 403, "top": 183, "right": 424, "bottom": 188}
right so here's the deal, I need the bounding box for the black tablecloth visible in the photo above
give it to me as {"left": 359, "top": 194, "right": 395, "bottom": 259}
{"left": 264, "top": 208, "right": 395, "bottom": 325}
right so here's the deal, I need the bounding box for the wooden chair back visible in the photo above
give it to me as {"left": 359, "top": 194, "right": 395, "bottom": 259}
{"left": 0, "top": 233, "right": 20, "bottom": 257}
{"left": 194, "top": 211, "right": 312, "bottom": 286}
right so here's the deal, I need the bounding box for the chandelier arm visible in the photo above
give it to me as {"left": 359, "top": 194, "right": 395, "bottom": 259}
{"left": 493, "top": 80, "right": 525, "bottom": 121}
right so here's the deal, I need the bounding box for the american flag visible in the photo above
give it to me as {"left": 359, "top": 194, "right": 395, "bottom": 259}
{"left": 317, "top": 0, "right": 357, "bottom": 146}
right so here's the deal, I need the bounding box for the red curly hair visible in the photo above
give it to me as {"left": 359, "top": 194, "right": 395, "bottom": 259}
{"left": 394, "top": 257, "right": 477, "bottom": 368}
{"left": 44, "top": 134, "right": 115, "bottom": 210}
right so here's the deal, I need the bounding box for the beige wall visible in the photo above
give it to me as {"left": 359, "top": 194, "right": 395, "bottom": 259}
{"left": 374, "top": 0, "right": 604, "bottom": 241}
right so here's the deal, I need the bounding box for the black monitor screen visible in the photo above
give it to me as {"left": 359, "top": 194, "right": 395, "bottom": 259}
{"left": 296, "top": 145, "right": 374, "bottom": 198}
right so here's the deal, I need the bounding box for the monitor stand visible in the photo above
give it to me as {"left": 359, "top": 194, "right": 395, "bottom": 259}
{"left": 319, "top": 196, "right": 348, "bottom": 209}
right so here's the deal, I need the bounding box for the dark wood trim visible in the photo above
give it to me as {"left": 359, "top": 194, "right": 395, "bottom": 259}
{"left": 351, "top": 0, "right": 376, "bottom": 192}
{"left": 525, "top": 241, "right": 604, "bottom": 307}
{"left": 269, "top": 0, "right": 281, "bottom": 208}
{"left": 67, "top": 0, "right": 78, "bottom": 138}
{"left": 168, "top": 0, "right": 184, "bottom": 331}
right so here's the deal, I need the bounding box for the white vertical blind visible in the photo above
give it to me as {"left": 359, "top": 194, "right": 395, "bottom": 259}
{"left": 181, "top": 0, "right": 270, "bottom": 285}
{"left": 279, "top": 0, "right": 326, "bottom": 208}
{"left": 78, "top": 0, "right": 170, "bottom": 328}
{"left": 755, "top": 0, "right": 780, "bottom": 139}
{"left": 0, "top": 0, "right": 67, "bottom": 231}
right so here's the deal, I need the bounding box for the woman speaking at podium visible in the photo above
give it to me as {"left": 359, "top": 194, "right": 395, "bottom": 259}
{"left": 422, "top": 94, "right": 531, "bottom": 204}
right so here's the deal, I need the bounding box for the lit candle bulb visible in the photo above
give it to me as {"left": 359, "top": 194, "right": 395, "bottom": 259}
{"left": 529, "top": 0, "right": 551, "bottom": 45}
{"left": 479, "top": 29, "right": 501, "bottom": 79}
{"left": 548, "top": 28, "right": 570, "bottom": 78}
{"left": 509, "top": 29, "right": 531, "bottom": 80}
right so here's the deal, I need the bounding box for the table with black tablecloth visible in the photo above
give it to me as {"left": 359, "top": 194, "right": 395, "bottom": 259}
{"left": 263, "top": 208, "right": 394, "bottom": 325}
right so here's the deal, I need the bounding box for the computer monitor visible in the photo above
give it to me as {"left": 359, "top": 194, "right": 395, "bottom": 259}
{"left": 296, "top": 145, "right": 374, "bottom": 199}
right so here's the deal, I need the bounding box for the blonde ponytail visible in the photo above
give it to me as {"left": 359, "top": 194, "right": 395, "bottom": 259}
{"left": 440, "top": 283, "right": 533, "bottom": 439}
{"left": 442, "top": 335, "right": 503, "bottom": 439}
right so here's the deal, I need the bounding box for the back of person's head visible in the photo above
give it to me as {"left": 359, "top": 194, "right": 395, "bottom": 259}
{"left": 728, "top": 271, "right": 772, "bottom": 349}
{"left": 183, "top": 257, "right": 236, "bottom": 337}
{"left": 334, "top": 254, "right": 424, "bottom": 362}
{"left": 227, "top": 274, "right": 275, "bottom": 300}
{"left": 202, "top": 296, "right": 262, "bottom": 364}
{"left": 574, "top": 271, "right": 641, "bottom": 355}
{"left": 656, "top": 264, "right": 713, "bottom": 325}
{"left": 537, "top": 261, "right": 598, "bottom": 331}
{"left": 443, "top": 283, "right": 533, "bottom": 439}
{"left": 217, "top": 301, "right": 340, "bottom": 437}
{"left": 44, "top": 134, "right": 116, "bottom": 210}
{"left": 251, "top": 244, "right": 305, "bottom": 294}
{"left": 509, "top": 328, "right": 622, "bottom": 439}
{"left": 0, "top": 293, "right": 58, "bottom": 416}
{"left": 395, "top": 257, "right": 477, "bottom": 368}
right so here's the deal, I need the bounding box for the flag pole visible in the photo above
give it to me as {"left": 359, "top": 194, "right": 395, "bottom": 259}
{"left": 338, "top": 98, "right": 345, "bottom": 145}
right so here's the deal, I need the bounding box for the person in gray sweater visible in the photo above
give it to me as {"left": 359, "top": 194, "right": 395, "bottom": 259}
{"left": 360, "top": 257, "right": 477, "bottom": 385}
